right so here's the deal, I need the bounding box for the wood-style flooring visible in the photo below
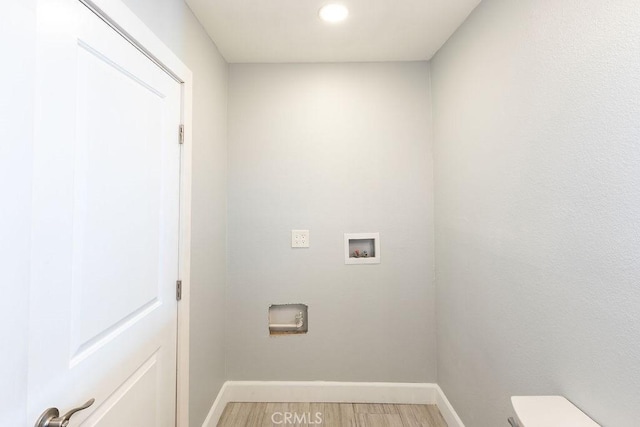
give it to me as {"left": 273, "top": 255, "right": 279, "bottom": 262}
{"left": 217, "top": 402, "right": 448, "bottom": 427}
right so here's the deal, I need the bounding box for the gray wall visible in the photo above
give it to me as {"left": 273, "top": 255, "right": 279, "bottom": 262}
{"left": 431, "top": 0, "right": 640, "bottom": 426}
{"left": 0, "top": 1, "right": 36, "bottom": 425}
{"left": 117, "top": 1, "right": 228, "bottom": 424}
{"left": 227, "top": 62, "right": 436, "bottom": 382}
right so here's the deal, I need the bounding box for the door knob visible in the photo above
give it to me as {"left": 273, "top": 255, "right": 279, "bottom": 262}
{"left": 35, "top": 398, "right": 95, "bottom": 427}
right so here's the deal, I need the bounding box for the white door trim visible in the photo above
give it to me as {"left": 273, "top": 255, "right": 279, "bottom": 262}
{"left": 74, "top": 1, "right": 193, "bottom": 426}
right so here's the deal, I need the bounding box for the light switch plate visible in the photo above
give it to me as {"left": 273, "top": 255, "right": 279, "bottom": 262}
{"left": 291, "top": 230, "right": 310, "bottom": 248}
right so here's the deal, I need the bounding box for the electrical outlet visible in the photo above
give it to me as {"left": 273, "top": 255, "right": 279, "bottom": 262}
{"left": 291, "top": 230, "right": 310, "bottom": 248}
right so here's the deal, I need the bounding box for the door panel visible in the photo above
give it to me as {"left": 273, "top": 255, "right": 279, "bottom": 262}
{"left": 79, "top": 353, "right": 159, "bottom": 427}
{"left": 29, "top": 1, "right": 181, "bottom": 425}
{"left": 71, "top": 40, "right": 165, "bottom": 363}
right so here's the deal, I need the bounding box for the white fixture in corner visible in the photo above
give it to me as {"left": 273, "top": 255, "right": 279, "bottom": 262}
{"left": 319, "top": 4, "right": 349, "bottom": 23}
{"left": 511, "top": 396, "right": 600, "bottom": 427}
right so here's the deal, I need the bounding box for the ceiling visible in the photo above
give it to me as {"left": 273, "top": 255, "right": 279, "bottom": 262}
{"left": 184, "top": 0, "right": 482, "bottom": 63}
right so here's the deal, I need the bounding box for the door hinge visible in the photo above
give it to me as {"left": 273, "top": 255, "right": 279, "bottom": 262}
{"left": 178, "top": 124, "right": 185, "bottom": 145}
{"left": 176, "top": 280, "right": 182, "bottom": 301}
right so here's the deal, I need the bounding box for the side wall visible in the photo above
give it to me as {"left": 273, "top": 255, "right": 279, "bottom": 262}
{"left": 227, "top": 62, "right": 436, "bottom": 383}
{"left": 117, "top": 1, "right": 228, "bottom": 424}
{"left": 431, "top": 1, "right": 640, "bottom": 426}
{"left": 0, "top": 1, "right": 37, "bottom": 425}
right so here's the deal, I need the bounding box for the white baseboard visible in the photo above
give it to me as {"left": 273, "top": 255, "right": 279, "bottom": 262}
{"left": 434, "top": 384, "right": 466, "bottom": 427}
{"left": 203, "top": 381, "right": 464, "bottom": 427}
{"left": 202, "top": 381, "right": 230, "bottom": 427}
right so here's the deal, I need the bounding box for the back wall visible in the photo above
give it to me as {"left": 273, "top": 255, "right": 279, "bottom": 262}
{"left": 227, "top": 62, "right": 435, "bottom": 382}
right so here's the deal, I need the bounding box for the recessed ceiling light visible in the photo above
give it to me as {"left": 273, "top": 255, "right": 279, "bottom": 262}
{"left": 319, "top": 4, "right": 349, "bottom": 23}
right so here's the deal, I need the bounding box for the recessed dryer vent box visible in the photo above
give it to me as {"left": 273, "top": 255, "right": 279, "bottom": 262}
{"left": 344, "top": 232, "right": 380, "bottom": 265}
{"left": 269, "top": 304, "right": 308, "bottom": 335}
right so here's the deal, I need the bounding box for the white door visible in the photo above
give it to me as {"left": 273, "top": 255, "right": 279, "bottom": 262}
{"left": 28, "top": 1, "right": 182, "bottom": 426}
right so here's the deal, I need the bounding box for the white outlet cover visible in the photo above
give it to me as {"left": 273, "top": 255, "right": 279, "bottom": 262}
{"left": 291, "top": 230, "right": 310, "bottom": 248}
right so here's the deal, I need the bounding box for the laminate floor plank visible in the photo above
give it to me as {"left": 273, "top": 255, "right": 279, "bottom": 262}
{"left": 260, "top": 403, "right": 282, "bottom": 427}
{"left": 219, "top": 402, "right": 245, "bottom": 426}
{"left": 217, "top": 402, "right": 236, "bottom": 427}
{"left": 289, "top": 402, "right": 311, "bottom": 427}
{"left": 426, "top": 405, "right": 448, "bottom": 427}
{"left": 353, "top": 404, "right": 398, "bottom": 414}
{"left": 314, "top": 403, "right": 348, "bottom": 427}
{"left": 245, "top": 402, "right": 267, "bottom": 427}
{"left": 339, "top": 403, "right": 357, "bottom": 427}
{"left": 356, "top": 413, "right": 404, "bottom": 427}
{"left": 217, "top": 402, "right": 447, "bottom": 427}
{"left": 396, "top": 405, "right": 426, "bottom": 427}
{"left": 417, "top": 404, "right": 446, "bottom": 427}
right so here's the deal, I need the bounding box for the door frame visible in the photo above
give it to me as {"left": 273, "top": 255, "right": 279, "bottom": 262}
{"left": 73, "top": 1, "right": 194, "bottom": 426}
